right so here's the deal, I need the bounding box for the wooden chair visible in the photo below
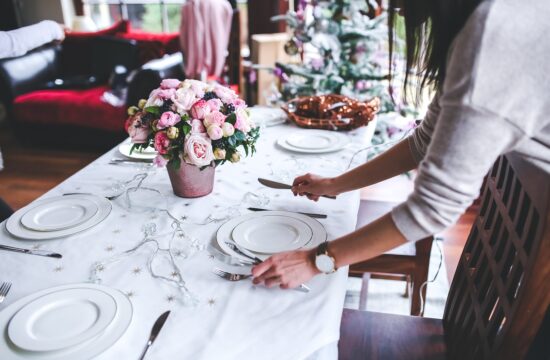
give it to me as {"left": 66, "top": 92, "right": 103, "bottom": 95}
{"left": 339, "top": 154, "right": 550, "bottom": 359}
{"left": 349, "top": 200, "right": 434, "bottom": 316}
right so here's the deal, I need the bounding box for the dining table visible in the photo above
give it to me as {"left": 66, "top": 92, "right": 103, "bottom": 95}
{"left": 0, "top": 110, "right": 377, "bottom": 360}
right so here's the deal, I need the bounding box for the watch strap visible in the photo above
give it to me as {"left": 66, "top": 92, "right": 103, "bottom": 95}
{"left": 316, "top": 241, "right": 329, "bottom": 256}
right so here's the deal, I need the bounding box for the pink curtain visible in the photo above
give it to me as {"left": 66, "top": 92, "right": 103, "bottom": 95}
{"left": 179, "top": 0, "right": 233, "bottom": 79}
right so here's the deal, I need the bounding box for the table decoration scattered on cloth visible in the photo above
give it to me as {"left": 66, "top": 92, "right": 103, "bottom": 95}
{"left": 125, "top": 79, "right": 260, "bottom": 197}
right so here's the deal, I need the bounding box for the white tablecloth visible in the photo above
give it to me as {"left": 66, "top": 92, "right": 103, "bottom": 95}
{"left": 0, "top": 120, "right": 374, "bottom": 359}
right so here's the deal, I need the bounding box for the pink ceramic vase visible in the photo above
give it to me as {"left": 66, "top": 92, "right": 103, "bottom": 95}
{"left": 167, "top": 161, "right": 215, "bottom": 198}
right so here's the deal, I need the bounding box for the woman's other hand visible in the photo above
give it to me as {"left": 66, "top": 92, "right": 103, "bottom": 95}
{"left": 251, "top": 249, "right": 320, "bottom": 289}
{"left": 291, "top": 173, "right": 338, "bottom": 201}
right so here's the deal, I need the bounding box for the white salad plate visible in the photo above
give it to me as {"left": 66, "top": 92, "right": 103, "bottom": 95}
{"left": 232, "top": 215, "right": 313, "bottom": 254}
{"left": 217, "top": 211, "right": 327, "bottom": 261}
{"left": 6, "top": 194, "right": 112, "bottom": 241}
{"left": 118, "top": 143, "right": 157, "bottom": 160}
{"left": 248, "top": 106, "right": 287, "bottom": 127}
{"left": 0, "top": 283, "right": 132, "bottom": 360}
{"left": 8, "top": 288, "right": 118, "bottom": 352}
{"left": 20, "top": 197, "right": 99, "bottom": 232}
{"left": 277, "top": 130, "right": 347, "bottom": 154}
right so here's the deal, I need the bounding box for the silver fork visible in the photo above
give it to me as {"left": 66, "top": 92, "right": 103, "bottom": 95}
{"left": 213, "top": 268, "right": 252, "bottom": 281}
{"left": 0, "top": 282, "right": 12, "bottom": 304}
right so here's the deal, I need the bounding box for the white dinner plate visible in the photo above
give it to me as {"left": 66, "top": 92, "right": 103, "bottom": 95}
{"left": 5, "top": 194, "right": 112, "bottom": 241}
{"left": 0, "top": 283, "right": 132, "bottom": 360}
{"left": 232, "top": 215, "right": 313, "bottom": 254}
{"left": 217, "top": 211, "right": 327, "bottom": 261}
{"left": 20, "top": 197, "right": 99, "bottom": 232}
{"left": 277, "top": 130, "right": 347, "bottom": 154}
{"left": 118, "top": 143, "right": 157, "bottom": 160}
{"left": 248, "top": 106, "right": 287, "bottom": 127}
{"left": 8, "top": 288, "right": 117, "bottom": 352}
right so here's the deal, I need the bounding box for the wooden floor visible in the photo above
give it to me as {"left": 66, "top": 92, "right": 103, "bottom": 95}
{"left": 0, "top": 127, "right": 102, "bottom": 210}
{"left": 0, "top": 126, "right": 471, "bottom": 282}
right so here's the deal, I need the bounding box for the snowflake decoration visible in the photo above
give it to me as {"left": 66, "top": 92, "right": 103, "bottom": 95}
{"left": 132, "top": 267, "right": 142, "bottom": 275}
{"left": 53, "top": 266, "right": 63, "bottom": 272}
{"left": 126, "top": 291, "right": 136, "bottom": 298}
{"left": 166, "top": 295, "right": 176, "bottom": 303}
{"left": 120, "top": 214, "right": 127, "bottom": 218}
{"left": 207, "top": 298, "right": 216, "bottom": 306}
{"left": 105, "top": 245, "right": 115, "bottom": 252}
{"left": 112, "top": 229, "right": 121, "bottom": 234}
{"left": 96, "top": 264, "right": 105, "bottom": 272}
{"left": 207, "top": 254, "right": 215, "bottom": 260}
{"left": 32, "top": 244, "right": 42, "bottom": 250}
{"left": 173, "top": 250, "right": 185, "bottom": 257}
{"left": 170, "top": 271, "right": 179, "bottom": 278}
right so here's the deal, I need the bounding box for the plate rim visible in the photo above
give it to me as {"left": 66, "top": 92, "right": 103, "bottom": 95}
{"left": 19, "top": 197, "right": 99, "bottom": 232}
{"left": 118, "top": 143, "right": 157, "bottom": 160}
{"left": 277, "top": 130, "right": 348, "bottom": 154}
{"left": 231, "top": 214, "right": 313, "bottom": 254}
{"left": 5, "top": 194, "right": 112, "bottom": 241}
{"left": 216, "top": 210, "right": 327, "bottom": 261}
{"left": 285, "top": 133, "right": 340, "bottom": 150}
{"left": 7, "top": 287, "right": 118, "bottom": 352}
{"left": 0, "top": 283, "right": 133, "bottom": 360}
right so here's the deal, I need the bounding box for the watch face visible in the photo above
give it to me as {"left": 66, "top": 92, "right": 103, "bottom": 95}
{"left": 315, "top": 254, "right": 335, "bottom": 274}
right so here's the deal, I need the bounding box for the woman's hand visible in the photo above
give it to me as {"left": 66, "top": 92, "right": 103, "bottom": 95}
{"left": 291, "top": 173, "right": 339, "bottom": 201}
{"left": 251, "top": 249, "right": 320, "bottom": 289}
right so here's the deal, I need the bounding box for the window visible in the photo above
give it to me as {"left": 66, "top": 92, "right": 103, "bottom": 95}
{"left": 83, "top": 0, "right": 184, "bottom": 33}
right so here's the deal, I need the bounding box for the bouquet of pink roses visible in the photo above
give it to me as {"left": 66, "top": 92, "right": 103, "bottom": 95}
{"left": 125, "top": 79, "right": 259, "bottom": 169}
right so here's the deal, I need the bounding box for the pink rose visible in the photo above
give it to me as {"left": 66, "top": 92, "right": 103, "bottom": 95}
{"left": 230, "top": 98, "right": 246, "bottom": 110}
{"left": 127, "top": 116, "right": 149, "bottom": 143}
{"left": 214, "top": 85, "right": 238, "bottom": 103}
{"left": 182, "top": 79, "right": 207, "bottom": 98}
{"left": 190, "top": 99, "right": 211, "bottom": 120}
{"left": 207, "top": 125, "right": 223, "bottom": 140}
{"left": 184, "top": 133, "right": 214, "bottom": 167}
{"left": 206, "top": 98, "right": 223, "bottom": 112}
{"left": 171, "top": 88, "right": 197, "bottom": 113}
{"left": 160, "top": 79, "right": 180, "bottom": 89}
{"left": 190, "top": 119, "right": 206, "bottom": 133}
{"left": 154, "top": 131, "right": 170, "bottom": 155}
{"left": 157, "top": 111, "right": 181, "bottom": 129}
{"left": 204, "top": 111, "right": 226, "bottom": 127}
{"left": 145, "top": 88, "right": 176, "bottom": 107}
{"left": 234, "top": 109, "right": 251, "bottom": 133}
{"left": 153, "top": 155, "right": 168, "bottom": 167}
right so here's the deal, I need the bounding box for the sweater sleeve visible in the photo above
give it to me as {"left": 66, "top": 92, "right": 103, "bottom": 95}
{"left": 391, "top": 104, "right": 526, "bottom": 241}
{"left": 0, "top": 20, "right": 64, "bottom": 59}
{"left": 407, "top": 93, "right": 441, "bottom": 164}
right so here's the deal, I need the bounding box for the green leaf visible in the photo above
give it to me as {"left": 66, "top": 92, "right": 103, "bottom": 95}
{"left": 226, "top": 113, "right": 237, "bottom": 125}
{"left": 234, "top": 130, "right": 246, "bottom": 141}
{"left": 227, "top": 135, "right": 237, "bottom": 147}
{"left": 181, "top": 122, "right": 192, "bottom": 135}
{"left": 243, "top": 143, "right": 249, "bottom": 157}
{"left": 145, "top": 106, "right": 160, "bottom": 116}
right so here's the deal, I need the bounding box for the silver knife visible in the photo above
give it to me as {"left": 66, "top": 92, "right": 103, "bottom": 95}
{"left": 225, "top": 242, "right": 310, "bottom": 293}
{"left": 248, "top": 207, "right": 327, "bottom": 219}
{"left": 0, "top": 244, "right": 62, "bottom": 258}
{"left": 138, "top": 310, "right": 171, "bottom": 360}
{"left": 257, "top": 178, "right": 337, "bottom": 199}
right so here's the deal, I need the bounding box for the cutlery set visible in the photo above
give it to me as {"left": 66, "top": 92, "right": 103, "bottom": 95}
{"left": 258, "top": 178, "right": 337, "bottom": 199}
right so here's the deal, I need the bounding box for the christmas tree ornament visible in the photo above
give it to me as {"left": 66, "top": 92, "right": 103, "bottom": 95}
{"left": 284, "top": 38, "right": 300, "bottom": 56}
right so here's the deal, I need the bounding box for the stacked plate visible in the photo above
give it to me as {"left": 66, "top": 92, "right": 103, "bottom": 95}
{"left": 0, "top": 283, "right": 132, "bottom": 359}
{"left": 277, "top": 130, "right": 348, "bottom": 154}
{"left": 118, "top": 143, "right": 157, "bottom": 160}
{"left": 5, "top": 194, "right": 112, "bottom": 240}
{"left": 216, "top": 210, "right": 327, "bottom": 261}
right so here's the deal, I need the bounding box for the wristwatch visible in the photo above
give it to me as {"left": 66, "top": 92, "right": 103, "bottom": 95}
{"left": 315, "top": 241, "right": 336, "bottom": 274}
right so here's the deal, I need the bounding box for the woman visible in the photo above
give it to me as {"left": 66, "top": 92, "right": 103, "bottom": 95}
{"left": 252, "top": 0, "right": 550, "bottom": 288}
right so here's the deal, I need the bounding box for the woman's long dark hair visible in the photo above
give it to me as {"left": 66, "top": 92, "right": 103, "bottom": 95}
{"left": 387, "top": 0, "right": 483, "bottom": 103}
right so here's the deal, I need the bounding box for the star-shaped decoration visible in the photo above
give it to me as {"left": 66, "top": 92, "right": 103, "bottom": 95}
{"left": 95, "top": 264, "right": 105, "bottom": 272}
{"left": 32, "top": 244, "right": 42, "bottom": 250}
{"left": 173, "top": 250, "right": 184, "bottom": 257}
{"left": 75, "top": 186, "right": 82, "bottom": 190}
{"left": 214, "top": 204, "right": 220, "bottom": 208}
{"left": 112, "top": 229, "right": 121, "bottom": 234}
{"left": 166, "top": 295, "right": 176, "bottom": 303}
{"left": 207, "top": 254, "right": 215, "bottom": 260}
{"left": 132, "top": 267, "right": 142, "bottom": 275}
{"left": 170, "top": 271, "right": 180, "bottom": 278}
{"left": 53, "top": 266, "right": 63, "bottom": 272}
{"left": 184, "top": 203, "right": 190, "bottom": 207}
{"left": 274, "top": 194, "right": 280, "bottom": 198}
{"left": 177, "top": 232, "right": 185, "bottom": 238}
{"left": 105, "top": 245, "right": 115, "bottom": 252}
{"left": 180, "top": 216, "right": 187, "bottom": 221}
{"left": 207, "top": 298, "right": 216, "bottom": 306}
{"left": 150, "top": 214, "right": 158, "bottom": 220}
{"left": 126, "top": 290, "right": 135, "bottom": 298}
{"left": 120, "top": 214, "right": 127, "bottom": 218}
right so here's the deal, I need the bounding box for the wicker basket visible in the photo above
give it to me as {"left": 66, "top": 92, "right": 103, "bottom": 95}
{"left": 282, "top": 94, "right": 380, "bottom": 131}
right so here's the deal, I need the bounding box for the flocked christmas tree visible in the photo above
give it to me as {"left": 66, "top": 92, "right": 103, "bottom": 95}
{"left": 271, "top": 0, "right": 414, "bottom": 116}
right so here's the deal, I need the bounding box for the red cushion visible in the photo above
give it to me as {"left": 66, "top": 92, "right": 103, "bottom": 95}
{"left": 116, "top": 31, "right": 180, "bottom": 65}
{"left": 13, "top": 87, "right": 126, "bottom": 133}
{"left": 61, "top": 21, "right": 130, "bottom": 76}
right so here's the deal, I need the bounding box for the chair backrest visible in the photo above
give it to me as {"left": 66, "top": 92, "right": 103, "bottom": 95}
{"left": 443, "top": 154, "right": 550, "bottom": 359}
